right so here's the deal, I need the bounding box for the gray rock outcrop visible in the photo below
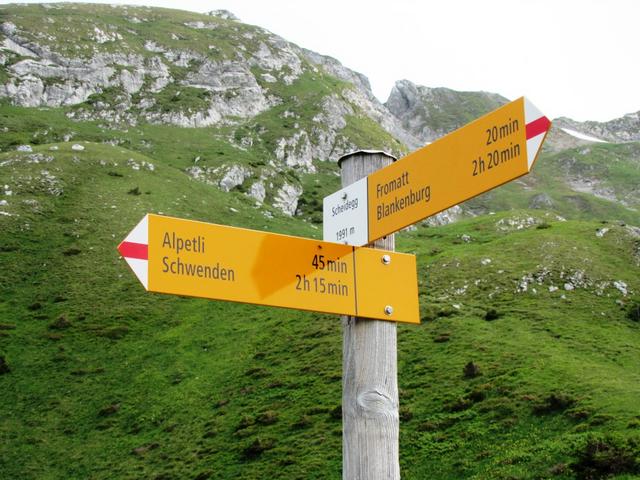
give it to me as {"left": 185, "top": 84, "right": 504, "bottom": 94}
{"left": 385, "top": 80, "right": 508, "bottom": 144}
{"left": 554, "top": 112, "right": 640, "bottom": 143}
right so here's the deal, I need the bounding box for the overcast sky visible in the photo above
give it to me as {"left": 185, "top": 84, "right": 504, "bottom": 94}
{"left": 4, "top": 0, "right": 640, "bottom": 121}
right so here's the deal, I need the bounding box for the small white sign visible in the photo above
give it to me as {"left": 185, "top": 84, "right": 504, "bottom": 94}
{"left": 323, "top": 178, "right": 369, "bottom": 246}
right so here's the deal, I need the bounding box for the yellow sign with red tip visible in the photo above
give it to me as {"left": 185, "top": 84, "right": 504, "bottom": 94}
{"left": 118, "top": 214, "right": 419, "bottom": 324}
{"left": 324, "top": 97, "right": 552, "bottom": 245}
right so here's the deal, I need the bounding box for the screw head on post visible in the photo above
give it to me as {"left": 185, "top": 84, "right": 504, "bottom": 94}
{"left": 381, "top": 254, "right": 391, "bottom": 265}
{"left": 384, "top": 305, "right": 394, "bottom": 316}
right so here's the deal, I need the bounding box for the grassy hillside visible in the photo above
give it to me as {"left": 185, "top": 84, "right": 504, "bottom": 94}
{"left": 1, "top": 140, "right": 639, "bottom": 479}
{"left": 463, "top": 137, "right": 640, "bottom": 226}
{"left": 1, "top": 4, "right": 639, "bottom": 479}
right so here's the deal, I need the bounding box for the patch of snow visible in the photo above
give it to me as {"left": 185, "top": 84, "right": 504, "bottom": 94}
{"left": 561, "top": 128, "right": 608, "bottom": 143}
{"left": 71, "top": 144, "right": 85, "bottom": 151}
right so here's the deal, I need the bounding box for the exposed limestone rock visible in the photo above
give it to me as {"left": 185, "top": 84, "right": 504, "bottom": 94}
{"left": 274, "top": 182, "right": 303, "bottom": 216}
{"left": 218, "top": 164, "right": 251, "bottom": 192}
{"left": 529, "top": 192, "right": 554, "bottom": 209}
{"left": 91, "top": 26, "right": 123, "bottom": 44}
{"left": 146, "top": 56, "right": 171, "bottom": 92}
{"left": 0, "top": 6, "right": 426, "bottom": 174}
{"left": 386, "top": 80, "right": 507, "bottom": 145}
{"left": 567, "top": 177, "right": 620, "bottom": 204}
{"left": 144, "top": 40, "right": 165, "bottom": 53}
{"left": 423, "top": 206, "right": 463, "bottom": 226}
{"left": 302, "top": 50, "right": 421, "bottom": 151}
{"left": 302, "top": 48, "right": 371, "bottom": 93}
{"left": 119, "top": 69, "right": 145, "bottom": 95}
{"left": 248, "top": 181, "right": 266, "bottom": 204}
{"left": 275, "top": 131, "right": 315, "bottom": 172}
{"left": 1, "top": 21, "right": 18, "bottom": 36}
{"left": 185, "top": 166, "right": 209, "bottom": 183}
{"left": 145, "top": 85, "right": 273, "bottom": 128}
{"left": 185, "top": 59, "right": 256, "bottom": 91}
{"left": 251, "top": 39, "right": 303, "bottom": 84}
{"left": 185, "top": 164, "right": 251, "bottom": 192}
{"left": 163, "top": 49, "right": 203, "bottom": 67}
{"left": 555, "top": 112, "right": 640, "bottom": 143}
{"left": 0, "top": 47, "right": 172, "bottom": 108}
{"left": 342, "top": 87, "right": 421, "bottom": 151}
{"left": 207, "top": 10, "right": 239, "bottom": 21}
{"left": 2, "top": 36, "right": 39, "bottom": 57}
{"left": 184, "top": 21, "right": 218, "bottom": 30}
{"left": 314, "top": 94, "right": 349, "bottom": 131}
{"left": 496, "top": 215, "right": 540, "bottom": 232}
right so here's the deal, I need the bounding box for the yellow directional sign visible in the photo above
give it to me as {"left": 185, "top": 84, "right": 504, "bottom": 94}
{"left": 118, "top": 214, "right": 419, "bottom": 324}
{"left": 323, "top": 97, "right": 551, "bottom": 245}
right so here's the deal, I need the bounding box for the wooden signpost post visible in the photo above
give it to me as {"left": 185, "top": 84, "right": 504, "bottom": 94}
{"left": 326, "top": 98, "right": 551, "bottom": 479}
{"left": 339, "top": 151, "right": 401, "bottom": 480}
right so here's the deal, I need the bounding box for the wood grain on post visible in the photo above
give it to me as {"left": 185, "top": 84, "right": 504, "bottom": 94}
{"left": 339, "top": 151, "right": 399, "bottom": 480}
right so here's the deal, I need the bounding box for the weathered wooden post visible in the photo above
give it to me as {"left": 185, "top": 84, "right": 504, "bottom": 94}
{"left": 339, "top": 151, "right": 400, "bottom": 480}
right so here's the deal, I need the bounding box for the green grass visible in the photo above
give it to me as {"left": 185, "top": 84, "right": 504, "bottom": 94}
{"left": 0, "top": 3, "right": 261, "bottom": 61}
{"left": 463, "top": 140, "right": 640, "bottom": 226}
{"left": 341, "top": 113, "right": 407, "bottom": 155}
{"left": 403, "top": 88, "right": 507, "bottom": 136}
{"left": 1, "top": 139, "right": 638, "bottom": 479}
{"left": 149, "top": 83, "right": 212, "bottom": 114}
{"left": 1, "top": 4, "right": 639, "bottom": 477}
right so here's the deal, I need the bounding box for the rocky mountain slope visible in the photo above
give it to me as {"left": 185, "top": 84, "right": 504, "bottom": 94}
{"left": 385, "top": 80, "right": 508, "bottom": 144}
{"left": 383, "top": 78, "right": 640, "bottom": 223}
{"left": 0, "top": 3, "right": 419, "bottom": 217}
{"left": 0, "top": 138, "right": 638, "bottom": 480}
{"left": 0, "top": 5, "right": 639, "bottom": 479}
{"left": 555, "top": 112, "right": 640, "bottom": 143}
{"left": 2, "top": 4, "right": 639, "bottom": 226}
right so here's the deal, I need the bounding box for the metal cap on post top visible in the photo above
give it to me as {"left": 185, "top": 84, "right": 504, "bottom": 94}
{"left": 337, "top": 150, "right": 397, "bottom": 168}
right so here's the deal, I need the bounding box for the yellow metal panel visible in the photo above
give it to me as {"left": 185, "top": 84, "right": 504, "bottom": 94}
{"left": 144, "top": 214, "right": 419, "bottom": 323}
{"left": 354, "top": 248, "right": 420, "bottom": 324}
{"left": 367, "top": 98, "right": 528, "bottom": 242}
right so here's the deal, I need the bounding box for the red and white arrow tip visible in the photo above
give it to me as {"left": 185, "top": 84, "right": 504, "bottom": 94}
{"left": 117, "top": 214, "right": 149, "bottom": 289}
{"left": 524, "top": 97, "right": 552, "bottom": 169}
